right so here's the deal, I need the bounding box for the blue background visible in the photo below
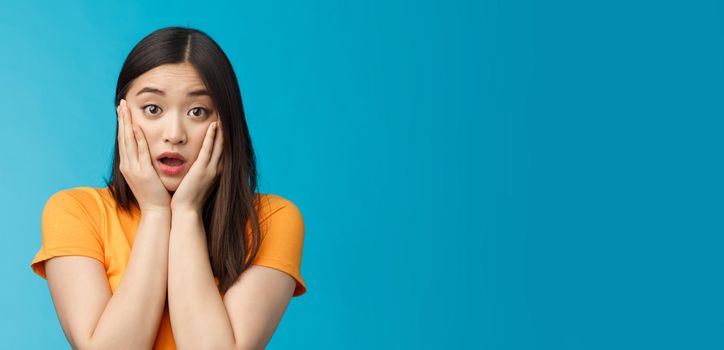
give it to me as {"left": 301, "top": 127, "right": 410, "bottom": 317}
{"left": 2, "top": 0, "right": 723, "bottom": 349}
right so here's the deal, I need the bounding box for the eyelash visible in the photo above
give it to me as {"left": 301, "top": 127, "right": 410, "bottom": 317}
{"left": 142, "top": 104, "right": 211, "bottom": 118}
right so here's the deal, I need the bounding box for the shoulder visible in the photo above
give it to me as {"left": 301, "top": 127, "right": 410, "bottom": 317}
{"left": 248, "top": 194, "right": 308, "bottom": 296}
{"left": 257, "top": 193, "right": 302, "bottom": 217}
{"left": 47, "top": 186, "right": 103, "bottom": 203}
{"left": 255, "top": 193, "right": 304, "bottom": 233}
{"left": 43, "top": 187, "right": 105, "bottom": 225}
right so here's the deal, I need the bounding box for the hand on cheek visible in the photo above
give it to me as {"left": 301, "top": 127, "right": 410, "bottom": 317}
{"left": 170, "top": 121, "right": 224, "bottom": 213}
{"left": 117, "top": 99, "right": 171, "bottom": 212}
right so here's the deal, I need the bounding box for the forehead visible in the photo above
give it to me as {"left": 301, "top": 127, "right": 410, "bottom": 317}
{"left": 129, "top": 63, "right": 207, "bottom": 95}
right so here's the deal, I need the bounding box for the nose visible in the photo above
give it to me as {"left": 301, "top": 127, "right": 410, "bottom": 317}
{"left": 162, "top": 113, "right": 187, "bottom": 145}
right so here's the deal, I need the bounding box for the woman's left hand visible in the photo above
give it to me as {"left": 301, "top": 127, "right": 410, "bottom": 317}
{"left": 170, "top": 121, "right": 224, "bottom": 213}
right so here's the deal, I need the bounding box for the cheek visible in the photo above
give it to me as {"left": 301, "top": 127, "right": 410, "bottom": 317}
{"left": 136, "top": 123, "right": 161, "bottom": 143}
{"left": 136, "top": 126, "right": 158, "bottom": 157}
{"left": 192, "top": 129, "right": 211, "bottom": 153}
{"left": 130, "top": 119, "right": 148, "bottom": 136}
{"left": 129, "top": 109, "right": 144, "bottom": 127}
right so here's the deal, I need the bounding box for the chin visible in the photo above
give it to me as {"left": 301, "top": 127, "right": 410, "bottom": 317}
{"left": 161, "top": 181, "right": 179, "bottom": 193}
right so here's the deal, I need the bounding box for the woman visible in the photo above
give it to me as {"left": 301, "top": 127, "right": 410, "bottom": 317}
{"left": 30, "top": 26, "right": 307, "bottom": 350}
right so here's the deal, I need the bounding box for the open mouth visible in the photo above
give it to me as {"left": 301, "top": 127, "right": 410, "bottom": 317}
{"left": 157, "top": 157, "right": 186, "bottom": 175}
{"left": 159, "top": 157, "right": 184, "bottom": 166}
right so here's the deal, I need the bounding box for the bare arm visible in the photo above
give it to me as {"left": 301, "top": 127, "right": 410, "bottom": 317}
{"left": 45, "top": 209, "right": 171, "bottom": 350}
{"left": 167, "top": 209, "right": 235, "bottom": 349}
{"left": 168, "top": 209, "right": 296, "bottom": 350}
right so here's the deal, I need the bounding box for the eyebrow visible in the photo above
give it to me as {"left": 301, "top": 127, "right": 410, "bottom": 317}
{"left": 135, "top": 87, "right": 210, "bottom": 97}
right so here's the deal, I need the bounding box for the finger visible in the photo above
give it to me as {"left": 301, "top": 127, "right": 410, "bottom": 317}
{"left": 117, "top": 103, "right": 128, "bottom": 167}
{"left": 133, "top": 124, "right": 152, "bottom": 170}
{"left": 197, "top": 122, "right": 217, "bottom": 167}
{"left": 122, "top": 100, "right": 139, "bottom": 167}
{"left": 209, "top": 121, "right": 223, "bottom": 172}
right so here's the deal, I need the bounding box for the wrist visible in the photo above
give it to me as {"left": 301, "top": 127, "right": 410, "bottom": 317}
{"left": 141, "top": 206, "right": 171, "bottom": 216}
{"left": 171, "top": 207, "right": 202, "bottom": 220}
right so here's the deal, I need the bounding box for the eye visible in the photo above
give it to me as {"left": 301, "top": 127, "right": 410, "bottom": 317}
{"left": 189, "top": 107, "right": 210, "bottom": 118}
{"left": 142, "top": 104, "right": 162, "bottom": 115}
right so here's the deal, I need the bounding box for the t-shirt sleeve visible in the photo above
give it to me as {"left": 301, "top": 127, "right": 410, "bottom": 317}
{"left": 30, "top": 189, "right": 105, "bottom": 280}
{"left": 252, "top": 195, "right": 307, "bottom": 297}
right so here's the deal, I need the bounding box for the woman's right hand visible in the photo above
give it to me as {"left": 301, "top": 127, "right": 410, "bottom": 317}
{"left": 117, "top": 99, "right": 171, "bottom": 213}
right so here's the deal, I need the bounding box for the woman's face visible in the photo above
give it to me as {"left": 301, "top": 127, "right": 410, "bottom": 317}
{"left": 124, "top": 62, "right": 219, "bottom": 193}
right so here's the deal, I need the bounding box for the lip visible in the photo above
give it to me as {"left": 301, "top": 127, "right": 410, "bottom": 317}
{"left": 157, "top": 152, "right": 186, "bottom": 162}
{"left": 157, "top": 159, "right": 185, "bottom": 176}
{"left": 156, "top": 152, "right": 187, "bottom": 176}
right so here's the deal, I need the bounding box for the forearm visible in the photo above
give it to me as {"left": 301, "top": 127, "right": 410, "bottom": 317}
{"left": 167, "top": 209, "right": 237, "bottom": 349}
{"left": 87, "top": 209, "right": 171, "bottom": 350}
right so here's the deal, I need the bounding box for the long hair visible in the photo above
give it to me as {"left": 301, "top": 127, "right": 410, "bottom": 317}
{"left": 103, "top": 26, "right": 261, "bottom": 294}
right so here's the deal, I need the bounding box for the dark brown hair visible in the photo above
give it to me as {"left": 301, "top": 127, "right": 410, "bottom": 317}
{"left": 103, "top": 26, "right": 261, "bottom": 294}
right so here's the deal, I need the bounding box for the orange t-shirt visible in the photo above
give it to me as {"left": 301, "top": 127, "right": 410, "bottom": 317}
{"left": 30, "top": 186, "right": 307, "bottom": 349}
